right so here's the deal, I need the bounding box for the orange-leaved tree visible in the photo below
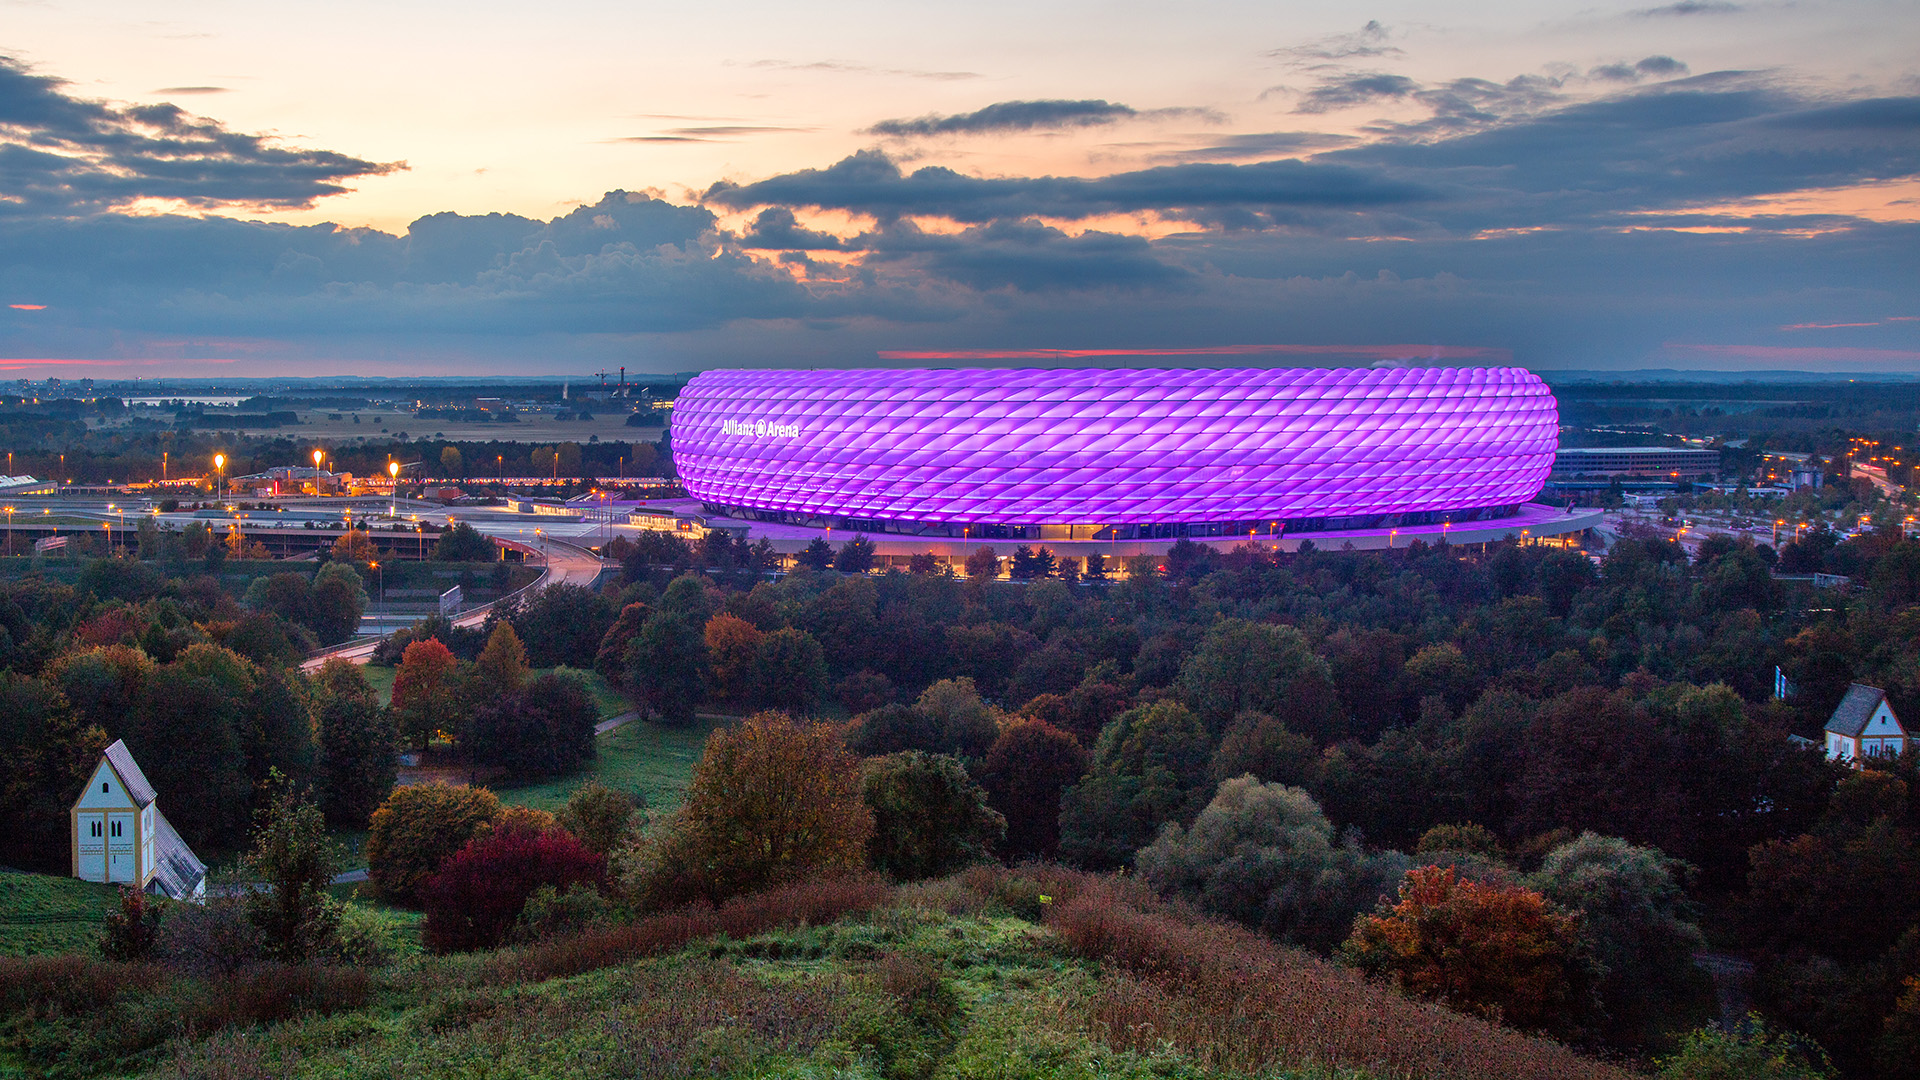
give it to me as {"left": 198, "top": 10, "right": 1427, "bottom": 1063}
{"left": 1341, "top": 865, "right": 1592, "bottom": 1037}
{"left": 474, "top": 620, "right": 530, "bottom": 700}
{"left": 392, "top": 637, "right": 459, "bottom": 750}
{"left": 630, "top": 711, "right": 873, "bottom": 907}
{"left": 703, "top": 613, "right": 764, "bottom": 702}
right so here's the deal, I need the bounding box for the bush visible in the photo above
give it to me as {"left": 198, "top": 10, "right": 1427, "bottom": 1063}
{"left": 630, "top": 712, "right": 873, "bottom": 907}
{"left": 365, "top": 782, "right": 502, "bottom": 906}
{"left": 328, "top": 903, "right": 412, "bottom": 966}
{"left": 1657, "top": 1016, "right": 1836, "bottom": 1079}
{"left": 98, "top": 887, "right": 164, "bottom": 962}
{"left": 861, "top": 751, "right": 1005, "bottom": 880}
{"left": 1138, "top": 776, "right": 1408, "bottom": 952}
{"left": 510, "top": 883, "right": 613, "bottom": 943}
{"left": 1342, "top": 866, "right": 1593, "bottom": 1037}
{"left": 422, "top": 824, "right": 605, "bottom": 952}
{"left": 153, "top": 894, "right": 264, "bottom": 976}
{"left": 557, "top": 780, "right": 642, "bottom": 855}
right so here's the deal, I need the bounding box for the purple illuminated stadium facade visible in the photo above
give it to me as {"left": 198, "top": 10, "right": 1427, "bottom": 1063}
{"left": 672, "top": 366, "right": 1558, "bottom": 540}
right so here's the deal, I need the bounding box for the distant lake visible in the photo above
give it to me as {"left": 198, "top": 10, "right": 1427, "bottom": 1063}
{"left": 127, "top": 396, "right": 248, "bottom": 407}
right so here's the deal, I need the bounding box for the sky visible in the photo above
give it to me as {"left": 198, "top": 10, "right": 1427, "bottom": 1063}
{"left": 0, "top": 0, "right": 1915, "bottom": 379}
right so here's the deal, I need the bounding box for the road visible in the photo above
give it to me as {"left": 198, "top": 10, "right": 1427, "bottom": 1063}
{"left": 300, "top": 530, "right": 605, "bottom": 671}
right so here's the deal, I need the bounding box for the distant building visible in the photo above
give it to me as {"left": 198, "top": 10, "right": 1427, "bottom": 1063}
{"left": 1552, "top": 446, "right": 1721, "bottom": 479}
{"left": 1825, "top": 683, "right": 1910, "bottom": 763}
{"left": 70, "top": 740, "right": 206, "bottom": 901}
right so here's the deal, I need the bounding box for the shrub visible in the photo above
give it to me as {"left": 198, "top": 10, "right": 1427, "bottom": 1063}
{"left": 557, "top": 779, "right": 643, "bottom": 855}
{"left": 510, "top": 883, "right": 613, "bottom": 943}
{"left": 1657, "top": 1016, "right": 1836, "bottom": 1079}
{"left": 1138, "top": 776, "right": 1408, "bottom": 952}
{"left": 98, "top": 887, "right": 164, "bottom": 962}
{"left": 861, "top": 751, "right": 1005, "bottom": 880}
{"left": 422, "top": 824, "right": 605, "bottom": 952}
{"left": 153, "top": 894, "right": 264, "bottom": 976}
{"left": 365, "top": 782, "right": 502, "bottom": 906}
{"left": 631, "top": 712, "right": 873, "bottom": 907}
{"left": 1342, "top": 866, "right": 1592, "bottom": 1037}
{"left": 243, "top": 771, "right": 345, "bottom": 963}
{"left": 977, "top": 719, "right": 1089, "bottom": 858}
{"left": 328, "top": 903, "right": 412, "bottom": 966}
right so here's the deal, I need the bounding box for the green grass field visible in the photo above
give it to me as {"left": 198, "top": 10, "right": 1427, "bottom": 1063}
{"left": 496, "top": 716, "right": 722, "bottom": 815}
{"left": 0, "top": 872, "right": 119, "bottom": 957}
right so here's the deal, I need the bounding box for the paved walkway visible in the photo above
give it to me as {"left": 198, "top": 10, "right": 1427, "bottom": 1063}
{"left": 595, "top": 710, "right": 640, "bottom": 735}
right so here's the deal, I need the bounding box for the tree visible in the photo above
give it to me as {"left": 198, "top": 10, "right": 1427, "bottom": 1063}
{"left": 422, "top": 823, "right": 603, "bottom": 952}
{"left": 474, "top": 620, "right": 531, "bottom": 700}
{"left": 834, "top": 534, "right": 876, "bottom": 574}
{"left": 507, "top": 582, "right": 616, "bottom": 668}
{"left": 1208, "top": 711, "right": 1316, "bottom": 788}
{"left": 861, "top": 751, "right": 1004, "bottom": 880}
{"left": 127, "top": 648, "right": 256, "bottom": 849}
{"left": 244, "top": 572, "right": 313, "bottom": 628}
{"left": 964, "top": 546, "right": 1000, "bottom": 579}
{"left": 98, "top": 887, "right": 164, "bottom": 962}
{"left": 440, "top": 445, "right": 464, "bottom": 478}
{"left": 1530, "top": 832, "right": 1712, "bottom": 1047}
{"left": 633, "top": 712, "right": 872, "bottom": 907}
{"left": 752, "top": 627, "right": 828, "bottom": 713}
{"left": 0, "top": 674, "right": 108, "bottom": 870}
{"left": 365, "top": 781, "right": 502, "bottom": 906}
{"left": 330, "top": 529, "right": 378, "bottom": 565}
{"left": 1342, "top": 866, "right": 1592, "bottom": 1037}
{"left": 308, "top": 562, "right": 368, "bottom": 645}
{"left": 1084, "top": 550, "right": 1109, "bottom": 581}
{"left": 392, "top": 637, "right": 460, "bottom": 750}
{"left": 594, "top": 601, "right": 650, "bottom": 687}
{"left": 624, "top": 612, "right": 707, "bottom": 725}
{"left": 1058, "top": 701, "right": 1212, "bottom": 870}
{"left": 1176, "top": 620, "right": 1341, "bottom": 738}
{"left": 703, "top": 613, "right": 764, "bottom": 701}
{"left": 909, "top": 677, "right": 1001, "bottom": 759}
{"left": 465, "top": 671, "right": 599, "bottom": 780}
{"left": 798, "top": 536, "right": 834, "bottom": 571}
{"left": 311, "top": 658, "right": 397, "bottom": 828}
{"left": 977, "top": 719, "right": 1089, "bottom": 858}
{"left": 1138, "top": 777, "right": 1407, "bottom": 952}
{"left": 243, "top": 771, "right": 344, "bottom": 962}
{"left": 557, "top": 780, "right": 642, "bottom": 856}
{"left": 432, "top": 522, "right": 496, "bottom": 562}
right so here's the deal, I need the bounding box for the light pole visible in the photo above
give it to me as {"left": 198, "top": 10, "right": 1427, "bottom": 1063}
{"left": 388, "top": 460, "right": 400, "bottom": 517}
{"left": 4, "top": 506, "right": 11, "bottom": 558}
{"left": 313, "top": 448, "right": 325, "bottom": 493}
{"left": 213, "top": 453, "right": 225, "bottom": 503}
{"left": 370, "top": 560, "right": 383, "bottom": 606}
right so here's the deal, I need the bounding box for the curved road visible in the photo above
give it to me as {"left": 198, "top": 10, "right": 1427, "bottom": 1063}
{"left": 300, "top": 531, "right": 605, "bottom": 671}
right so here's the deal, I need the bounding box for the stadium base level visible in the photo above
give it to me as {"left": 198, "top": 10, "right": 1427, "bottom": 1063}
{"left": 688, "top": 502, "right": 1602, "bottom": 561}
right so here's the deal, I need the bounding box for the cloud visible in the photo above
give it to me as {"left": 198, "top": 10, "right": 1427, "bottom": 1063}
{"left": 703, "top": 149, "right": 1429, "bottom": 223}
{"left": 1294, "top": 73, "right": 1420, "bottom": 114}
{"left": 738, "top": 206, "right": 847, "bottom": 250}
{"left": 1590, "top": 56, "right": 1690, "bottom": 83}
{"left": 0, "top": 55, "right": 398, "bottom": 216}
{"left": 1634, "top": 1, "right": 1742, "bottom": 16}
{"left": 868, "top": 100, "right": 1138, "bottom": 137}
{"left": 152, "top": 86, "right": 229, "bottom": 95}
{"left": 1268, "top": 21, "right": 1403, "bottom": 68}
{"left": 1158, "top": 131, "right": 1357, "bottom": 162}
{"left": 744, "top": 59, "right": 980, "bottom": 81}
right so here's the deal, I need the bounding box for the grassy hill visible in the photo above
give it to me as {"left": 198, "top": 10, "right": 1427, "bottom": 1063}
{"left": 0, "top": 873, "right": 117, "bottom": 958}
{"left": 0, "top": 867, "right": 1632, "bottom": 1080}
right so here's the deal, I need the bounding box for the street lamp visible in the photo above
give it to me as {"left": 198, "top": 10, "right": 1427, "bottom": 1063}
{"left": 388, "top": 460, "right": 400, "bottom": 516}
{"left": 370, "top": 560, "right": 383, "bottom": 605}
{"left": 312, "top": 448, "right": 325, "bottom": 493}
{"left": 213, "top": 453, "right": 225, "bottom": 503}
{"left": 4, "top": 506, "right": 11, "bottom": 558}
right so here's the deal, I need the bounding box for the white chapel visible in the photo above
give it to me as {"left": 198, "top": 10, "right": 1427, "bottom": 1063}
{"left": 70, "top": 739, "right": 207, "bottom": 901}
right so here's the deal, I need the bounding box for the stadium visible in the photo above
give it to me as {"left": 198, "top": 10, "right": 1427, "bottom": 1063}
{"left": 668, "top": 365, "right": 1598, "bottom": 561}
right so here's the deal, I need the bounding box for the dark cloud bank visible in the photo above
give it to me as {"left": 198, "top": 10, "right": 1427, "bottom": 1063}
{"left": 0, "top": 55, "right": 1916, "bottom": 371}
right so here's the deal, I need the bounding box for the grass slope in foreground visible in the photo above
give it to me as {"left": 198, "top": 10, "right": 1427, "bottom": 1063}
{"left": 0, "top": 867, "right": 1629, "bottom": 1080}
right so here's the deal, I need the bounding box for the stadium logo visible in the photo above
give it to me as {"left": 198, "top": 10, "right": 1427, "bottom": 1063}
{"left": 720, "top": 418, "right": 801, "bottom": 439}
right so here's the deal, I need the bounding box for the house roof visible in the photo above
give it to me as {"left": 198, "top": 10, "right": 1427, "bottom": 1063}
{"left": 1826, "top": 683, "right": 1892, "bottom": 738}
{"left": 100, "top": 740, "right": 158, "bottom": 807}
{"left": 145, "top": 807, "right": 206, "bottom": 901}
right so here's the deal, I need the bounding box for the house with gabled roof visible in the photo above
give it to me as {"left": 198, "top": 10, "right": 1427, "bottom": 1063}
{"left": 70, "top": 739, "right": 206, "bottom": 901}
{"left": 1825, "top": 683, "right": 1911, "bottom": 763}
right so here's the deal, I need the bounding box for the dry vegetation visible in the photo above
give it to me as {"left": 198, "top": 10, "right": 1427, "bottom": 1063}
{"left": 0, "top": 866, "right": 1633, "bottom": 1080}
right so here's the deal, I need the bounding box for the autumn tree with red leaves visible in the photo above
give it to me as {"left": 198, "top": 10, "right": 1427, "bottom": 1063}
{"left": 1341, "top": 865, "right": 1594, "bottom": 1037}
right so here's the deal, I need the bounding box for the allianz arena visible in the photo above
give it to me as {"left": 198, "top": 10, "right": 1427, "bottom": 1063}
{"left": 672, "top": 366, "right": 1560, "bottom": 543}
